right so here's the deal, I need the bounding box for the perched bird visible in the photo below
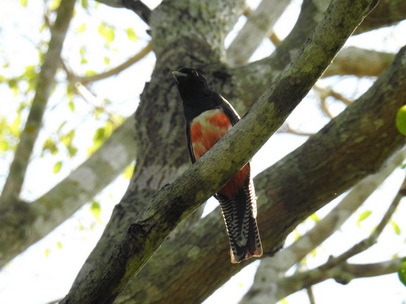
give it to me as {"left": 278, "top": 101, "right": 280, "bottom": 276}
{"left": 172, "top": 67, "right": 262, "bottom": 263}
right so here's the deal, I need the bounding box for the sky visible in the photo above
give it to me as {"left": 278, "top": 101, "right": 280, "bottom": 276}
{"left": 0, "top": 0, "right": 405, "bottom": 304}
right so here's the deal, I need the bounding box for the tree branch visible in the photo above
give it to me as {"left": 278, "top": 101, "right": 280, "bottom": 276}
{"left": 95, "top": 0, "right": 151, "bottom": 24}
{"left": 226, "top": 0, "right": 291, "bottom": 66}
{"left": 354, "top": 0, "right": 406, "bottom": 34}
{"left": 277, "top": 257, "right": 404, "bottom": 298}
{"left": 0, "top": 118, "right": 136, "bottom": 268}
{"left": 63, "top": 42, "right": 152, "bottom": 84}
{"left": 0, "top": 0, "right": 76, "bottom": 207}
{"left": 323, "top": 47, "right": 395, "bottom": 78}
{"left": 59, "top": 1, "right": 379, "bottom": 302}
{"left": 240, "top": 148, "right": 406, "bottom": 304}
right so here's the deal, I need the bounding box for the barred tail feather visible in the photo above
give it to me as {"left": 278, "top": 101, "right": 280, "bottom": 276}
{"left": 216, "top": 180, "right": 262, "bottom": 263}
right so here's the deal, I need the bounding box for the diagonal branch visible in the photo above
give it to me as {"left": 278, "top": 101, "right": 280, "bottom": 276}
{"left": 60, "top": 1, "right": 379, "bottom": 303}
{"left": 226, "top": 0, "right": 292, "bottom": 66}
{"left": 96, "top": 0, "right": 151, "bottom": 24}
{"left": 0, "top": 118, "right": 137, "bottom": 268}
{"left": 78, "top": 42, "right": 152, "bottom": 84}
{"left": 0, "top": 0, "right": 76, "bottom": 207}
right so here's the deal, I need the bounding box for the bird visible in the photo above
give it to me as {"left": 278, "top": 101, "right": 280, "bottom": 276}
{"left": 172, "top": 67, "right": 262, "bottom": 263}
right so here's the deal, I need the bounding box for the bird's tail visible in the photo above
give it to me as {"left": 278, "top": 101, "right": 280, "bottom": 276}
{"left": 216, "top": 180, "right": 262, "bottom": 264}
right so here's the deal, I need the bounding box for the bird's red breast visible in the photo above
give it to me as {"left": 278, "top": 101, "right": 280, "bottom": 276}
{"left": 190, "top": 108, "right": 249, "bottom": 197}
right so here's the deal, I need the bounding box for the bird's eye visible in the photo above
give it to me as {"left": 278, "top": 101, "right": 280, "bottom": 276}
{"left": 191, "top": 70, "right": 199, "bottom": 76}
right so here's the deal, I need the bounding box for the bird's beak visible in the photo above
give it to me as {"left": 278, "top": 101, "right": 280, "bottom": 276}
{"left": 172, "top": 71, "right": 188, "bottom": 78}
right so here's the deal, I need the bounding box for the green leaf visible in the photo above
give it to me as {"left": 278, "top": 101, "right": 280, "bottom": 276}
{"left": 43, "top": 138, "right": 58, "bottom": 155}
{"left": 60, "top": 129, "right": 75, "bottom": 148}
{"left": 123, "top": 164, "right": 135, "bottom": 179}
{"left": 53, "top": 161, "right": 62, "bottom": 173}
{"left": 0, "top": 139, "right": 9, "bottom": 151}
{"left": 391, "top": 220, "right": 401, "bottom": 235}
{"left": 85, "top": 70, "right": 97, "bottom": 76}
{"left": 10, "top": 115, "right": 21, "bottom": 137}
{"left": 126, "top": 28, "right": 137, "bottom": 41}
{"left": 310, "top": 213, "right": 319, "bottom": 222}
{"left": 68, "top": 99, "right": 75, "bottom": 112}
{"left": 398, "top": 260, "right": 406, "bottom": 287}
{"left": 56, "top": 241, "right": 63, "bottom": 249}
{"left": 90, "top": 200, "right": 102, "bottom": 223}
{"left": 50, "top": 0, "right": 61, "bottom": 10}
{"left": 20, "top": 0, "right": 28, "bottom": 6}
{"left": 81, "top": 0, "right": 88, "bottom": 9}
{"left": 103, "top": 56, "right": 110, "bottom": 65}
{"left": 356, "top": 210, "right": 372, "bottom": 227}
{"left": 396, "top": 105, "right": 406, "bottom": 136}
{"left": 44, "top": 248, "right": 50, "bottom": 257}
{"left": 76, "top": 23, "right": 87, "bottom": 33}
{"left": 98, "top": 22, "right": 115, "bottom": 45}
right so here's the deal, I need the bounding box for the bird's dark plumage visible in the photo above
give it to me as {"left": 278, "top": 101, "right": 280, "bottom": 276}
{"left": 172, "top": 67, "right": 262, "bottom": 263}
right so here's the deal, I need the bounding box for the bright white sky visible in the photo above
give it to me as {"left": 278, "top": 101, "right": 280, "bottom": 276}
{"left": 0, "top": 0, "right": 405, "bottom": 304}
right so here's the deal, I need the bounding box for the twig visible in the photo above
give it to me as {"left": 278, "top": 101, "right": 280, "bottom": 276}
{"left": 79, "top": 42, "right": 152, "bottom": 84}
{"left": 319, "top": 176, "right": 405, "bottom": 272}
{"left": 95, "top": 0, "right": 151, "bottom": 24}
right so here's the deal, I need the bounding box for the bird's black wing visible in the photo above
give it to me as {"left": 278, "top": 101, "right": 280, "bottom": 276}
{"left": 217, "top": 94, "right": 240, "bottom": 126}
{"left": 185, "top": 121, "right": 197, "bottom": 164}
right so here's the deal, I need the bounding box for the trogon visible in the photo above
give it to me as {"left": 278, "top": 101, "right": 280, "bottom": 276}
{"left": 172, "top": 67, "right": 262, "bottom": 263}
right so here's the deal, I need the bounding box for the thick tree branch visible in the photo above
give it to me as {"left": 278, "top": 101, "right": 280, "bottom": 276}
{"left": 116, "top": 44, "right": 406, "bottom": 303}
{"left": 0, "top": 0, "right": 76, "bottom": 207}
{"left": 60, "top": 1, "right": 379, "bottom": 303}
{"left": 355, "top": 0, "right": 406, "bottom": 34}
{"left": 226, "top": 0, "right": 291, "bottom": 66}
{"left": 0, "top": 118, "right": 136, "bottom": 268}
{"left": 323, "top": 47, "right": 395, "bottom": 78}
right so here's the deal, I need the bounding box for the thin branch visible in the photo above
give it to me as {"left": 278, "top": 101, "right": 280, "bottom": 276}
{"left": 306, "top": 286, "right": 316, "bottom": 304}
{"left": 279, "top": 257, "right": 405, "bottom": 297}
{"left": 62, "top": 42, "right": 152, "bottom": 84}
{"left": 319, "top": 176, "right": 405, "bottom": 273}
{"left": 96, "top": 0, "right": 151, "bottom": 24}
{"left": 0, "top": 0, "right": 76, "bottom": 207}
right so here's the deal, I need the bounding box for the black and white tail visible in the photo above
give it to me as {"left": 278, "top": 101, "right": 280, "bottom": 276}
{"left": 216, "top": 180, "right": 262, "bottom": 263}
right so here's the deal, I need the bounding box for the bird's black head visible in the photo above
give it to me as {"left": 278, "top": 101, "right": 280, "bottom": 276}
{"left": 172, "top": 68, "right": 209, "bottom": 98}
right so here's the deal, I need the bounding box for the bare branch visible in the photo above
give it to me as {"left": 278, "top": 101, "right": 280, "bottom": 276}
{"left": 226, "top": 0, "right": 291, "bottom": 66}
{"left": 323, "top": 46, "right": 395, "bottom": 78}
{"left": 96, "top": 0, "right": 151, "bottom": 24}
{"left": 355, "top": 0, "right": 406, "bottom": 34}
{"left": 0, "top": 118, "right": 137, "bottom": 268}
{"left": 0, "top": 0, "right": 76, "bottom": 207}
{"left": 240, "top": 149, "right": 406, "bottom": 304}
